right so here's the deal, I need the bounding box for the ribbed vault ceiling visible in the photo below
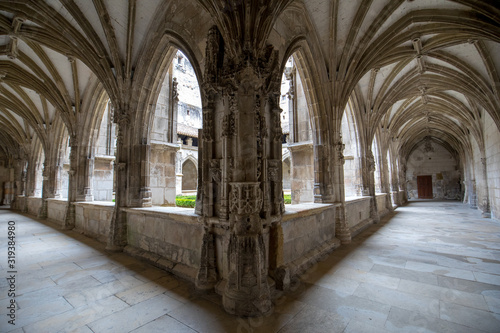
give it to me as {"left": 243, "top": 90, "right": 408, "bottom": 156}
{"left": 0, "top": 0, "right": 498, "bottom": 166}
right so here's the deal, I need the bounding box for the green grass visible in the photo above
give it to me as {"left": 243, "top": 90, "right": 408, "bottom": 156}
{"left": 284, "top": 194, "right": 291, "bottom": 204}
{"left": 176, "top": 194, "right": 292, "bottom": 207}
{"left": 175, "top": 195, "right": 196, "bottom": 208}
{"left": 175, "top": 194, "right": 292, "bottom": 208}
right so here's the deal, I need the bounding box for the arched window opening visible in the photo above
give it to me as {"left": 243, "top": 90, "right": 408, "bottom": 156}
{"left": 93, "top": 100, "right": 116, "bottom": 201}
{"left": 149, "top": 49, "right": 202, "bottom": 206}
{"left": 342, "top": 100, "right": 362, "bottom": 198}
{"left": 281, "top": 55, "right": 314, "bottom": 204}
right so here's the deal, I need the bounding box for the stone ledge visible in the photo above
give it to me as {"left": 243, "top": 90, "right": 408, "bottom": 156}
{"left": 73, "top": 201, "right": 115, "bottom": 207}
{"left": 345, "top": 196, "right": 371, "bottom": 204}
{"left": 124, "top": 206, "right": 200, "bottom": 225}
{"left": 282, "top": 202, "right": 338, "bottom": 221}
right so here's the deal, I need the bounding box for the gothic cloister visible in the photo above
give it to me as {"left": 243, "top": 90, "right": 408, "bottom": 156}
{"left": 0, "top": 0, "right": 499, "bottom": 331}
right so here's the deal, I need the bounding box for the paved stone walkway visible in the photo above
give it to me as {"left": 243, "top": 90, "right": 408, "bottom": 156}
{"left": 1, "top": 200, "right": 499, "bottom": 332}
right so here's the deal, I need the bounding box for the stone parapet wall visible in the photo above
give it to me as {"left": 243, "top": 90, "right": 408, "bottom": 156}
{"left": 47, "top": 199, "right": 68, "bottom": 227}
{"left": 124, "top": 206, "right": 203, "bottom": 282}
{"left": 376, "top": 193, "right": 389, "bottom": 217}
{"left": 74, "top": 202, "right": 114, "bottom": 243}
{"left": 345, "top": 196, "right": 373, "bottom": 237}
{"left": 281, "top": 203, "right": 340, "bottom": 277}
{"left": 26, "top": 196, "right": 42, "bottom": 216}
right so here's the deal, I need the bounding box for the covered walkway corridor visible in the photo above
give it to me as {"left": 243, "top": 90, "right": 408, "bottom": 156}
{"left": 1, "top": 200, "right": 499, "bottom": 332}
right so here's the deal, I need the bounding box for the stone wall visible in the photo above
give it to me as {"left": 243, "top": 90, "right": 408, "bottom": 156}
{"left": 484, "top": 113, "right": 500, "bottom": 219}
{"left": 125, "top": 207, "right": 203, "bottom": 282}
{"left": 281, "top": 203, "right": 340, "bottom": 276}
{"left": 47, "top": 199, "right": 68, "bottom": 227}
{"left": 288, "top": 142, "right": 314, "bottom": 203}
{"left": 26, "top": 196, "right": 43, "bottom": 216}
{"left": 74, "top": 202, "right": 114, "bottom": 243}
{"left": 406, "top": 141, "right": 460, "bottom": 200}
{"left": 345, "top": 197, "right": 372, "bottom": 236}
{"left": 93, "top": 156, "right": 114, "bottom": 201}
{"left": 376, "top": 193, "right": 390, "bottom": 217}
{"left": 150, "top": 143, "right": 177, "bottom": 205}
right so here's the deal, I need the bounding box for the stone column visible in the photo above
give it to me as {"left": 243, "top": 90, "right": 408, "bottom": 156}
{"left": 167, "top": 76, "right": 179, "bottom": 143}
{"left": 399, "top": 159, "right": 408, "bottom": 203}
{"left": 313, "top": 143, "right": 334, "bottom": 203}
{"left": 469, "top": 179, "right": 477, "bottom": 209}
{"left": 76, "top": 155, "right": 94, "bottom": 202}
{"left": 64, "top": 136, "right": 78, "bottom": 229}
{"left": 38, "top": 161, "right": 50, "bottom": 219}
{"left": 286, "top": 67, "right": 297, "bottom": 143}
{"left": 2, "top": 163, "right": 14, "bottom": 205}
{"left": 133, "top": 141, "right": 152, "bottom": 207}
{"left": 12, "top": 158, "right": 26, "bottom": 202}
{"left": 107, "top": 109, "right": 130, "bottom": 251}
{"left": 480, "top": 158, "right": 491, "bottom": 217}
{"left": 391, "top": 167, "right": 400, "bottom": 207}
{"left": 333, "top": 138, "right": 351, "bottom": 244}
{"left": 363, "top": 150, "right": 379, "bottom": 223}
{"left": 195, "top": 26, "right": 283, "bottom": 316}
{"left": 380, "top": 151, "right": 394, "bottom": 213}
{"left": 175, "top": 148, "right": 183, "bottom": 196}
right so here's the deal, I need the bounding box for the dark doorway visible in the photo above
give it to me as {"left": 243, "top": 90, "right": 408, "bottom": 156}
{"left": 417, "top": 175, "right": 433, "bottom": 199}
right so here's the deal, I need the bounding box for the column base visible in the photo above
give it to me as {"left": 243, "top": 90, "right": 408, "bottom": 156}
{"left": 338, "top": 231, "right": 352, "bottom": 244}
{"left": 223, "top": 281, "right": 273, "bottom": 317}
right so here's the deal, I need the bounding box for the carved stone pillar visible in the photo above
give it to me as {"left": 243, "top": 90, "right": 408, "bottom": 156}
{"left": 38, "top": 161, "right": 49, "bottom": 219}
{"left": 332, "top": 138, "right": 351, "bottom": 244}
{"left": 132, "top": 141, "right": 152, "bottom": 207}
{"left": 399, "top": 159, "right": 408, "bottom": 203}
{"left": 363, "top": 150, "right": 379, "bottom": 223}
{"left": 285, "top": 67, "right": 297, "bottom": 143}
{"left": 2, "top": 162, "right": 14, "bottom": 205}
{"left": 195, "top": 26, "right": 283, "bottom": 316}
{"left": 391, "top": 175, "right": 400, "bottom": 207}
{"left": 313, "top": 143, "right": 334, "bottom": 203}
{"left": 107, "top": 110, "right": 129, "bottom": 251}
{"left": 168, "top": 77, "right": 179, "bottom": 143}
{"left": 381, "top": 152, "right": 394, "bottom": 212}
{"left": 11, "top": 158, "right": 27, "bottom": 206}
{"left": 480, "top": 158, "right": 491, "bottom": 217}
{"left": 75, "top": 155, "right": 94, "bottom": 202}
{"left": 469, "top": 179, "right": 477, "bottom": 209}
{"left": 64, "top": 136, "right": 78, "bottom": 229}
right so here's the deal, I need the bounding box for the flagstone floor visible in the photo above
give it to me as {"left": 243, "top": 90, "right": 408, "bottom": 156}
{"left": 1, "top": 200, "right": 499, "bottom": 332}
